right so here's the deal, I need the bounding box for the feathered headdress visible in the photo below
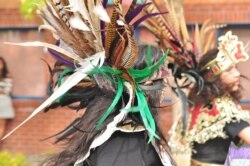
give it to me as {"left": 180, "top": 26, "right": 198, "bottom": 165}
{"left": 141, "top": 0, "right": 225, "bottom": 74}
{"left": 141, "top": 0, "right": 226, "bottom": 133}
{"left": 202, "top": 31, "right": 249, "bottom": 82}
{"left": 3, "top": 0, "right": 168, "bottom": 141}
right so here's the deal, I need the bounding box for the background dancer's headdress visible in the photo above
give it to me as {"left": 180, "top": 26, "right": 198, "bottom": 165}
{"left": 141, "top": 0, "right": 225, "bottom": 79}
{"left": 202, "top": 31, "right": 249, "bottom": 82}
{"left": 141, "top": 0, "right": 226, "bottom": 133}
{"left": 3, "top": 0, "right": 169, "bottom": 141}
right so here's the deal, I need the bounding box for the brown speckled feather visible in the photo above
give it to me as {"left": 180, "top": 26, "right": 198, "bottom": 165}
{"left": 105, "top": 0, "right": 121, "bottom": 58}
{"left": 108, "top": 3, "right": 138, "bottom": 69}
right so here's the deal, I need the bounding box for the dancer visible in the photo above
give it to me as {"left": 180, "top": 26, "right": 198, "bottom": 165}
{"left": 140, "top": 1, "right": 250, "bottom": 165}
{"left": 3, "top": 1, "right": 176, "bottom": 165}
{"left": 169, "top": 31, "right": 250, "bottom": 166}
{"left": 42, "top": 44, "right": 174, "bottom": 166}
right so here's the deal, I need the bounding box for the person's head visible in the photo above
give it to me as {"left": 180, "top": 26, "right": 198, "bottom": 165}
{"left": 200, "top": 49, "right": 241, "bottom": 92}
{"left": 42, "top": 45, "right": 168, "bottom": 166}
{"left": 134, "top": 45, "right": 168, "bottom": 103}
{"left": 0, "top": 56, "right": 9, "bottom": 79}
{"left": 189, "top": 31, "right": 248, "bottom": 104}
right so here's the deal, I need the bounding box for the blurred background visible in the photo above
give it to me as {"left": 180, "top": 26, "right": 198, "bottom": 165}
{"left": 0, "top": 0, "right": 250, "bottom": 165}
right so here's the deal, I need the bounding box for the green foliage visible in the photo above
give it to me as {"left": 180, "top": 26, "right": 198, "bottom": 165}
{"left": 20, "top": 0, "right": 44, "bottom": 19}
{"left": 0, "top": 151, "right": 29, "bottom": 166}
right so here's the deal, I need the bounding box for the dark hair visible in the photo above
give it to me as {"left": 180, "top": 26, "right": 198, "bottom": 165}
{"left": 41, "top": 45, "right": 167, "bottom": 166}
{"left": 0, "top": 56, "right": 9, "bottom": 79}
{"left": 188, "top": 49, "right": 242, "bottom": 105}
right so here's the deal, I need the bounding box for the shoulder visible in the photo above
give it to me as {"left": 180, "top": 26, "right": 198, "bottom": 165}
{"left": 215, "top": 95, "right": 234, "bottom": 105}
{"left": 215, "top": 95, "right": 239, "bottom": 113}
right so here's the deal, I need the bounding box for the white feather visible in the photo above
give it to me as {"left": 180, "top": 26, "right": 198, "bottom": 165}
{"left": 65, "top": 0, "right": 90, "bottom": 22}
{"left": 65, "top": 0, "right": 98, "bottom": 39}
{"left": 39, "top": 24, "right": 56, "bottom": 33}
{"left": 4, "top": 41, "right": 82, "bottom": 62}
{"left": 121, "top": 82, "right": 133, "bottom": 110}
{"left": 117, "top": 20, "right": 125, "bottom": 26}
{"left": 53, "top": 0, "right": 60, "bottom": 3}
{"left": 1, "top": 51, "right": 105, "bottom": 140}
{"left": 39, "top": 24, "right": 59, "bottom": 40}
{"left": 69, "top": 14, "right": 90, "bottom": 31}
{"left": 93, "top": 3, "right": 110, "bottom": 23}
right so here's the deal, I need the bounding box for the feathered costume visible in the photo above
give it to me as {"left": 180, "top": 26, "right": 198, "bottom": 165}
{"left": 3, "top": 0, "right": 176, "bottom": 165}
{"left": 139, "top": 0, "right": 250, "bottom": 166}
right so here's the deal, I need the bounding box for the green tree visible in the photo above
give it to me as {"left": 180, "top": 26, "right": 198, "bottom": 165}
{"left": 20, "top": 0, "right": 44, "bottom": 19}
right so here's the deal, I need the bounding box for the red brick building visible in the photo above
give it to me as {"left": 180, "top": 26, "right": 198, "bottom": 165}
{"left": 0, "top": 0, "right": 250, "bottom": 163}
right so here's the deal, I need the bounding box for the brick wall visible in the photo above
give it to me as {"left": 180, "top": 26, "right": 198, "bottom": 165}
{"left": 1, "top": 0, "right": 250, "bottom": 157}
{"left": 0, "top": 9, "right": 41, "bottom": 27}
{"left": 1, "top": 101, "right": 79, "bottom": 155}
{"left": 184, "top": 2, "right": 250, "bottom": 23}
{"left": 0, "top": 0, "right": 40, "bottom": 27}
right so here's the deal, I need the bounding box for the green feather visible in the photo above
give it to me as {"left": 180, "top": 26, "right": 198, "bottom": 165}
{"left": 91, "top": 49, "right": 169, "bottom": 141}
{"left": 96, "top": 76, "right": 124, "bottom": 130}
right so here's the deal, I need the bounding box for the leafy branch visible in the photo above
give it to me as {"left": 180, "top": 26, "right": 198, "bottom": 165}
{"left": 20, "top": 0, "right": 44, "bottom": 19}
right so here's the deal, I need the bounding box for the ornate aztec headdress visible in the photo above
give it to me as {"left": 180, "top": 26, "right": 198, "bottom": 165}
{"left": 202, "top": 31, "right": 249, "bottom": 81}
{"left": 3, "top": 0, "right": 169, "bottom": 141}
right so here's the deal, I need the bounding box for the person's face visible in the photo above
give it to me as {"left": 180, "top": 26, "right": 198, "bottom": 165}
{"left": 219, "top": 65, "right": 241, "bottom": 92}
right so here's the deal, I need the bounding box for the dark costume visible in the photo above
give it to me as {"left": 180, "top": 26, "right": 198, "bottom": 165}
{"left": 89, "top": 131, "right": 163, "bottom": 166}
{"left": 189, "top": 96, "right": 250, "bottom": 165}
{"left": 84, "top": 120, "right": 169, "bottom": 166}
